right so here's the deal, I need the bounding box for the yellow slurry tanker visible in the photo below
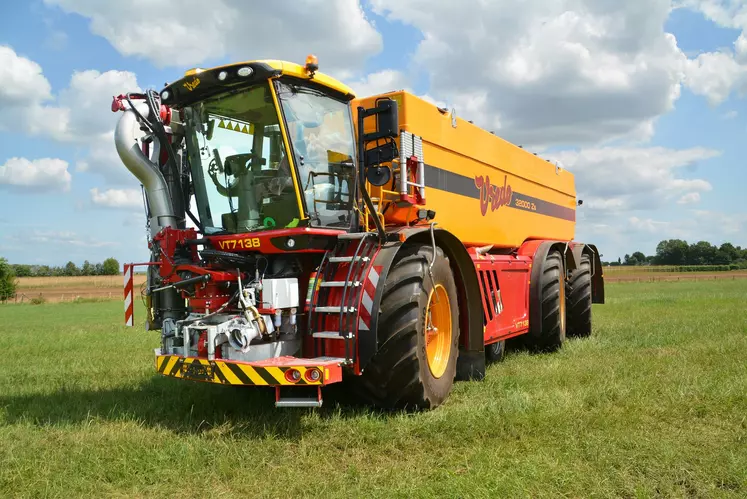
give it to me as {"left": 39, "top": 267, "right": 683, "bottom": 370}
{"left": 114, "top": 55, "right": 604, "bottom": 409}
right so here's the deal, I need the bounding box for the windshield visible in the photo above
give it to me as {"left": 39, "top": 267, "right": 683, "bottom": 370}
{"left": 276, "top": 81, "right": 356, "bottom": 228}
{"left": 183, "top": 83, "right": 300, "bottom": 234}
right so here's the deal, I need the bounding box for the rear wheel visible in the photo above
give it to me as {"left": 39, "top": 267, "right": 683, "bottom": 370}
{"left": 566, "top": 253, "right": 592, "bottom": 337}
{"left": 527, "top": 249, "right": 566, "bottom": 352}
{"left": 354, "top": 244, "right": 460, "bottom": 410}
{"left": 486, "top": 340, "right": 506, "bottom": 363}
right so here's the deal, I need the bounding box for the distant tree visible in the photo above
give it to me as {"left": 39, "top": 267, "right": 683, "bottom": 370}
{"left": 94, "top": 263, "right": 105, "bottom": 276}
{"left": 12, "top": 264, "right": 32, "bottom": 277}
{"left": 81, "top": 260, "right": 94, "bottom": 276}
{"left": 64, "top": 261, "right": 80, "bottom": 277}
{"left": 0, "top": 257, "right": 17, "bottom": 302}
{"left": 631, "top": 251, "right": 647, "bottom": 265}
{"left": 687, "top": 241, "right": 717, "bottom": 265}
{"left": 719, "top": 243, "right": 739, "bottom": 263}
{"left": 52, "top": 266, "right": 65, "bottom": 277}
{"left": 617, "top": 257, "right": 622, "bottom": 265}
{"left": 713, "top": 250, "right": 731, "bottom": 265}
{"left": 36, "top": 265, "right": 52, "bottom": 277}
{"left": 654, "top": 239, "right": 689, "bottom": 265}
{"left": 102, "top": 257, "right": 120, "bottom": 276}
{"left": 623, "top": 254, "right": 632, "bottom": 265}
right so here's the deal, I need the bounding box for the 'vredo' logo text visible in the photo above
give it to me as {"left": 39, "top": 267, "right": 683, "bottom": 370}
{"left": 474, "top": 175, "right": 513, "bottom": 216}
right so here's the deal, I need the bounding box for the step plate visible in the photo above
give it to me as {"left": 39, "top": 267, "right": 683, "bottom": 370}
{"left": 154, "top": 349, "right": 344, "bottom": 387}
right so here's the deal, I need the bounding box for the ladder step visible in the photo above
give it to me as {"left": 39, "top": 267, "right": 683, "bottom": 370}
{"left": 275, "top": 398, "right": 323, "bottom": 408}
{"left": 314, "top": 306, "right": 355, "bottom": 313}
{"left": 329, "top": 256, "right": 369, "bottom": 263}
{"left": 319, "top": 280, "right": 359, "bottom": 288}
{"left": 312, "top": 332, "right": 346, "bottom": 339}
{"left": 337, "top": 232, "right": 371, "bottom": 240}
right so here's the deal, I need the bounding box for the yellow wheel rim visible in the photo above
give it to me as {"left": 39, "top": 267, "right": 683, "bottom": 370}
{"left": 425, "top": 284, "right": 452, "bottom": 379}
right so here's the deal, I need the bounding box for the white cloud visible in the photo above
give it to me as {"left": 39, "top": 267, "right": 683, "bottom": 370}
{"left": 350, "top": 70, "right": 411, "bottom": 97}
{"left": 44, "top": 0, "right": 382, "bottom": 76}
{"left": 679, "top": 1, "right": 747, "bottom": 103}
{"left": 0, "top": 157, "right": 71, "bottom": 192}
{"left": 0, "top": 46, "right": 142, "bottom": 185}
{"left": 628, "top": 216, "right": 670, "bottom": 234}
{"left": 677, "top": 192, "right": 701, "bottom": 204}
{"left": 90, "top": 187, "right": 143, "bottom": 210}
{"left": 56, "top": 69, "right": 141, "bottom": 142}
{"left": 371, "top": 0, "right": 688, "bottom": 147}
{"left": 0, "top": 46, "right": 52, "bottom": 105}
{"left": 27, "top": 230, "right": 116, "bottom": 248}
{"left": 0, "top": 45, "right": 67, "bottom": 137}
{"left": 548, "top": 146, "right": 718, "bottom": 212}
{"left": 684, "top": 51, "right": 747, "bottom": 105}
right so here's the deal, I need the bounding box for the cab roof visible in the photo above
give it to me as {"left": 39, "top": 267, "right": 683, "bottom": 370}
{"left": 160, "top": 59, "right": 356, "bottom": 108}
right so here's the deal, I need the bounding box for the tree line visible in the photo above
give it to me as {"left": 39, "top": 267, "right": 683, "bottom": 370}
{"left": 1, "top": 257, "right": 122, "bottom": 301}
{"left": 8, "top": 258, "right": 121, "bottom": 277}
{"left": 603, "top": 240, "right": 747, "bottom": 267}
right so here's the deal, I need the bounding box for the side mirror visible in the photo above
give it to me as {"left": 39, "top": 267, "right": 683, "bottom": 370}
{"left": 361, "top": 99, "right": 399, "bottom": 142}
{"left": 366, "top": 165, "right": 391, "bottom": 186}
{"left": 375, "top": 99, "right": 398, "bottom": 139}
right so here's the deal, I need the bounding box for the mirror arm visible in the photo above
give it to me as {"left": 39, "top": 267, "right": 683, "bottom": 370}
{"left": 357, "top": 106, "right": 387, "bottom": 243}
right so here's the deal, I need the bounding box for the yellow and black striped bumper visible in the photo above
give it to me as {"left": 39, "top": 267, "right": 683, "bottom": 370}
{"left": 155, "top": 351, "right": 343, "bottom": 386}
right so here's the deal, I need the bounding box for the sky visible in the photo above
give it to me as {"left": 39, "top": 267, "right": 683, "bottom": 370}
{"left": 0, "top": 0, "right": 746, "bottom": 266}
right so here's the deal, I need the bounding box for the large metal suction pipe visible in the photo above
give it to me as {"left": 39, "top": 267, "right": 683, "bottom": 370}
{"left": 114, "top": 103, "right": 178, "bottom": 235}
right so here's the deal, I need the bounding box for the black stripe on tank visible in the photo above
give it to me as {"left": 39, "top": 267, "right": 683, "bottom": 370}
{"left": 422, "top": 163, "right": 575, "bottom": 222}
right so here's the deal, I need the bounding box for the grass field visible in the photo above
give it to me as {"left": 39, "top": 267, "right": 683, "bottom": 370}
{"left": 1, "top": 280, "right": 745, "bottom": 497}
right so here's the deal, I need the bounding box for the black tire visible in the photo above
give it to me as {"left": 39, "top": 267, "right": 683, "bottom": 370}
{"left": 354, "top": 244, "right": 460, "bottom": 410}
{"left": 527, "top": 249, "right": 566, "bottom": 352}
{"left": 566, "top": 253, "right": 592, "bottom": 338}
{"left": 486, "top": 340, "right": 505, "bottom": 363}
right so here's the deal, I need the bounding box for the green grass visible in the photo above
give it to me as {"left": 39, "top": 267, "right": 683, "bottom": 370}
{"left": 1, "top": 281, "right": 746, "bottom": 498}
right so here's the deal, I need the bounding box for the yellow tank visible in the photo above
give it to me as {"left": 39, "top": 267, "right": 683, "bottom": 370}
{"left": 353, "top": 91, "right": 577, "bottom": 249}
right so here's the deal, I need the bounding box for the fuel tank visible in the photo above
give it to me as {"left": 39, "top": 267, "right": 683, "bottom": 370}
{"left": 354, "top": 91, "right": 577, "bottom": 248}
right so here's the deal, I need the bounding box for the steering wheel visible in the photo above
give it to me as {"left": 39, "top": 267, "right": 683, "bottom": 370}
{"left": 207, "top": 156, "right": 240, "bottom": 197}
{"left": 223, "top": 153, "right": 254, "bottom": 176}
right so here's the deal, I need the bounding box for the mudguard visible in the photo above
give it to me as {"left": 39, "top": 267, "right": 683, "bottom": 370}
{"left": 363, "top": 226, "right": 486, "bottom": 381}
{"left": 571, "top": 243, "right": 605, "bottom": 304}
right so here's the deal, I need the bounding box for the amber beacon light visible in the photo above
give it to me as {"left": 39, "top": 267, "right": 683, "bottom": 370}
{"left": 305, "top": 54, "right": 319, "bottom": 75}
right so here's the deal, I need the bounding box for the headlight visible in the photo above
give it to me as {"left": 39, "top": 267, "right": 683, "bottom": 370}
{"left": 237, "top": 67, "right": 253, "bottom": 77}
{"left": 217, "top": 70, "right": 228, "bottom": 81}
{"left": 160, "top": 90, "right": 170, "bottom": 100}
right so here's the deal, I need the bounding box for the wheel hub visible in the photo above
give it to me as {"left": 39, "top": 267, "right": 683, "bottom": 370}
{"left": 424, "top": 284, "right": 452, "bottom": 379}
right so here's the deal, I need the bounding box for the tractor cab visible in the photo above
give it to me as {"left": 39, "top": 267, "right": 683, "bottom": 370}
{"left": 161, "top": 59, "right": 360, "bottom": 234}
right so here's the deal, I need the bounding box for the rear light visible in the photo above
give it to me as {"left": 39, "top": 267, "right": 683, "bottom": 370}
{"left": 304, "top": 368, "right": 322, "bottom": 383}
{"left": 284, "top": 368, "right": 301, "bottom": 383}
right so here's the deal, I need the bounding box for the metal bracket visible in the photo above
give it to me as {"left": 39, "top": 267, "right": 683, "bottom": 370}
{"left": 427, "top": 222, "right": 438, "bottom": 291}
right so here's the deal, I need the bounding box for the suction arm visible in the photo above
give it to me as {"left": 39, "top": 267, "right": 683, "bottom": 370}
{"left": 114, "top": 103, "right": 178, "bottom": 235}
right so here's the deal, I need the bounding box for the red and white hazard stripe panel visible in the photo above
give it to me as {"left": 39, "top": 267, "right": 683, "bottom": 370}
{"left": 124, "top": 264, "right": 134, "bottom": 327}
{"left": 357, "top": 265, "right": 381, "bottom": 333}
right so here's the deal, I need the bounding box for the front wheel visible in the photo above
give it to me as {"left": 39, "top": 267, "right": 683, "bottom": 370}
{"left": 354, "top": 244, "right": 460, "bottom": 410}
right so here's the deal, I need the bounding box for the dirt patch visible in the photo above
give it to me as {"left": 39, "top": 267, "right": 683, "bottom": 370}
{"left": 604, "top": 272, "right": 747, "bottom": 283}
{"left": 14, "top": 275, "right": 148, "bottom": 303}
